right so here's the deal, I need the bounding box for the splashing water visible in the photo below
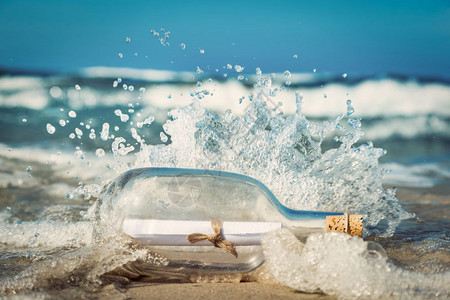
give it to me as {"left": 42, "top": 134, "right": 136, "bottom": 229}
{"left": 261, "top": 229, "right": 449, "bottom": 299}
{"left": 127, "top": 70, "right": 412, "bottom": 237}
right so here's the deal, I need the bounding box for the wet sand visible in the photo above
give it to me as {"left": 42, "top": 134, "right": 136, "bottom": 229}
{"left": 122, "top": 282, "right": 335, "bottom": 300}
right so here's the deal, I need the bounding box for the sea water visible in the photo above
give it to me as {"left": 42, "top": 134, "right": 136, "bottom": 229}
{"left": 0, "top": 68, "right": 449, "bottom": 298}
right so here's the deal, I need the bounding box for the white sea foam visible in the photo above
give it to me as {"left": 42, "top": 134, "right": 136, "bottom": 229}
{"left": 0, "top": 76, "right": 43, "bottom": 91}
{"left": 262, "top": 229, "right": 449, "bottom": 299}
{"left": 297, "top": 79, "right": 450, "bottom": 117}
{"left": 362, "top": 115, "right": 450, "bottom": 141}
{"left": 0, "top": 220, "right": 92, "bottom": 249}
{"left": 82, "top": 66, "right": 194, "bottom": 83}
{"left": 0, "top": 143, "right": 119, "bottom": 190}
{"left": 382, "top": 162, "right": 450, "bottom": 188}
{"left": 0, "top": 89, "right": 49, "bottom": 110}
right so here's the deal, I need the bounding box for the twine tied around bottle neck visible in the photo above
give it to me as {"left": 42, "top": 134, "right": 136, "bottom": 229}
{"left": 187, "top": 220, "right": 238, "bottom": 257}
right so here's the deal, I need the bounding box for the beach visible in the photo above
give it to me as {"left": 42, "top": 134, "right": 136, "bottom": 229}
{"left": 0, "top": 70, "right": 449, "bottom": 298}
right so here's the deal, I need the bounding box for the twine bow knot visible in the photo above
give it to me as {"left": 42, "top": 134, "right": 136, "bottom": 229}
{"left": 187, "top": 220, "right": 238, "bottom": 257}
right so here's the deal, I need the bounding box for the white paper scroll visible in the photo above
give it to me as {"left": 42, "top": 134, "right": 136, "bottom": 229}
{"left": 123, "top": 219, "right": 282, "bottom": 246}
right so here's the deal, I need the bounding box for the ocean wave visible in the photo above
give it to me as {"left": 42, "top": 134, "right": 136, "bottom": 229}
{"left": 382, "top": 162, "right": 450, "bottom": 188}
{"left": 82, "top": 66, "right": 195, "bottom": 83}
{"left": 361, "top": 115, "right": 450, "bottom": 141}
{"left": 1, "top": 70, "right": 449, "bottom": 119}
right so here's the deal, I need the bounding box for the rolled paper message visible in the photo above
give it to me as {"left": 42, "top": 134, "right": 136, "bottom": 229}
{"left": 123, "top": 219, "right": 282, "bottom": 246}
{"left": 326, "top": 213, "right": 363, "bottom": 237}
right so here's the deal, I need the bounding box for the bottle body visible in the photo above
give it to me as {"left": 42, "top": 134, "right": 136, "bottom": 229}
{"left": 99, "top": 168, "right": 344, "bottom": 274}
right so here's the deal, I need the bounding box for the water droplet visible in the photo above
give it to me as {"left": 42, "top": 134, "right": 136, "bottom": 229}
{"left": 199, "top": 49, "right": 205, "bottom": 54}
{"left": 342, "top": 73, "right": 348, "bottom": 78}
{"left": 69, "top": 133, "right": 75, "bottom": 139}
{"left": 49, "top": 86, "right": 62, "bottom": 98}
{"left": 122, "top": 84, "right": 128, "bottom": 90}
{"left": 59, "top": 120, "right": 66, "bottom": 127}
{"left": 150, "top": 29, "right": 159, "bottom": 36}
{"left": 22, "top": 118, "right": 27, "bottom": 123}
{"left": 26, "top": 166, "right": 32, "bottom": 172}
{"left": 285, "top": 81, "right": 291, "bottom": 86}
{"left": 46, "top": 123, "right": 55, "bottom": 134}
{"left": 128, "top": 85, "right": 134, "bottom": 91}
{"left": 197, "top": 81, "right": 202, "bottom": 87}
{"left": 117, "top": 78, "right": 122, "bottom": 83}
{"left": 234, "top": 65, "right": 244, "bottom": 72}
{"left": 95, "top": 148, "right": 105, "bottom": 157}
{"left": 126, "top": 36, "right": 131, "bottom": 43}
{"left": 293, "top": 54, "right": 298, "bottom": 59}
{"left": 348, "top": 117, "right": 361, "bottom": 128}
{"left": 75, "top": 84, "right": 81, "bottom": 90}
{"left": 101, "top": 123, "right": 109, "bottom": 141}
{"left": 346, "top": 100, "right": 355, "bottom": 116}
{"left": 113, "top": 80, "right": 118, "bottom": 88}
{"left": 160, "top": 132, "right": 168, "bottom": 142}
{"left": 180, "top": 43, "right": 186, "bottom": 50}
{"left": 75, "top": 128, "right": 83, "bottom": 137}
{"left": 75, "top": 148, "right": 85, "bottom": 159}
{"left": 237, "top": 75, "right": 244, "bottom": 81}
{"left": 226, "top": 64, "right": 232, "bottom": 70}
{"left": 196, "top": 66, "right": 203, "bottom": 74}
{"left": 313, "top": 68, "right": 317, "bottom": 73}
{"left": 139, "top": 87, "right": 146, "bottom": 93}
{"left": 114, "top": 109, "right": 129, "bottom": 122}
{"left": 68, "top": 110, "right": 77, "bottom": 118}
{"left": 66, "top": 193, "right": 73, "bottom": 199}
{"left": 118, "top": 53, "right": 123, "bottom": 58}
{"left": 284, "top": 70, "right": 291, "bottom": 78}
{"left": 114, "top": 126, "right": 119, "bottom": 131}
{"left": 323, "top": 93, "right": 327, "bottom": 99}
{"left": 89, "top": 132, "right": 96, "bottom": 140}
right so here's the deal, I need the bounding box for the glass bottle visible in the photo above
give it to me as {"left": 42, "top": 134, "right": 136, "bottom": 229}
{"left": 98, "top": 167, "right": 362, "bottom": 276}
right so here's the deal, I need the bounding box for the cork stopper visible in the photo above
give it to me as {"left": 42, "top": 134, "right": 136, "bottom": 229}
{"left": 326, "top": 213, "right": 363, "bottom": 237}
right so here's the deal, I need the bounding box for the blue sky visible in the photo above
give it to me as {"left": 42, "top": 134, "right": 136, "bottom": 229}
{"left": 0, "top": 0, "right": 449, "bottom": 77}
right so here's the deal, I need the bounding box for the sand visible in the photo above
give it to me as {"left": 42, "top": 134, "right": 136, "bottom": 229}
{"left": 99, "top": 282, "right": 335, "bottom": 300}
